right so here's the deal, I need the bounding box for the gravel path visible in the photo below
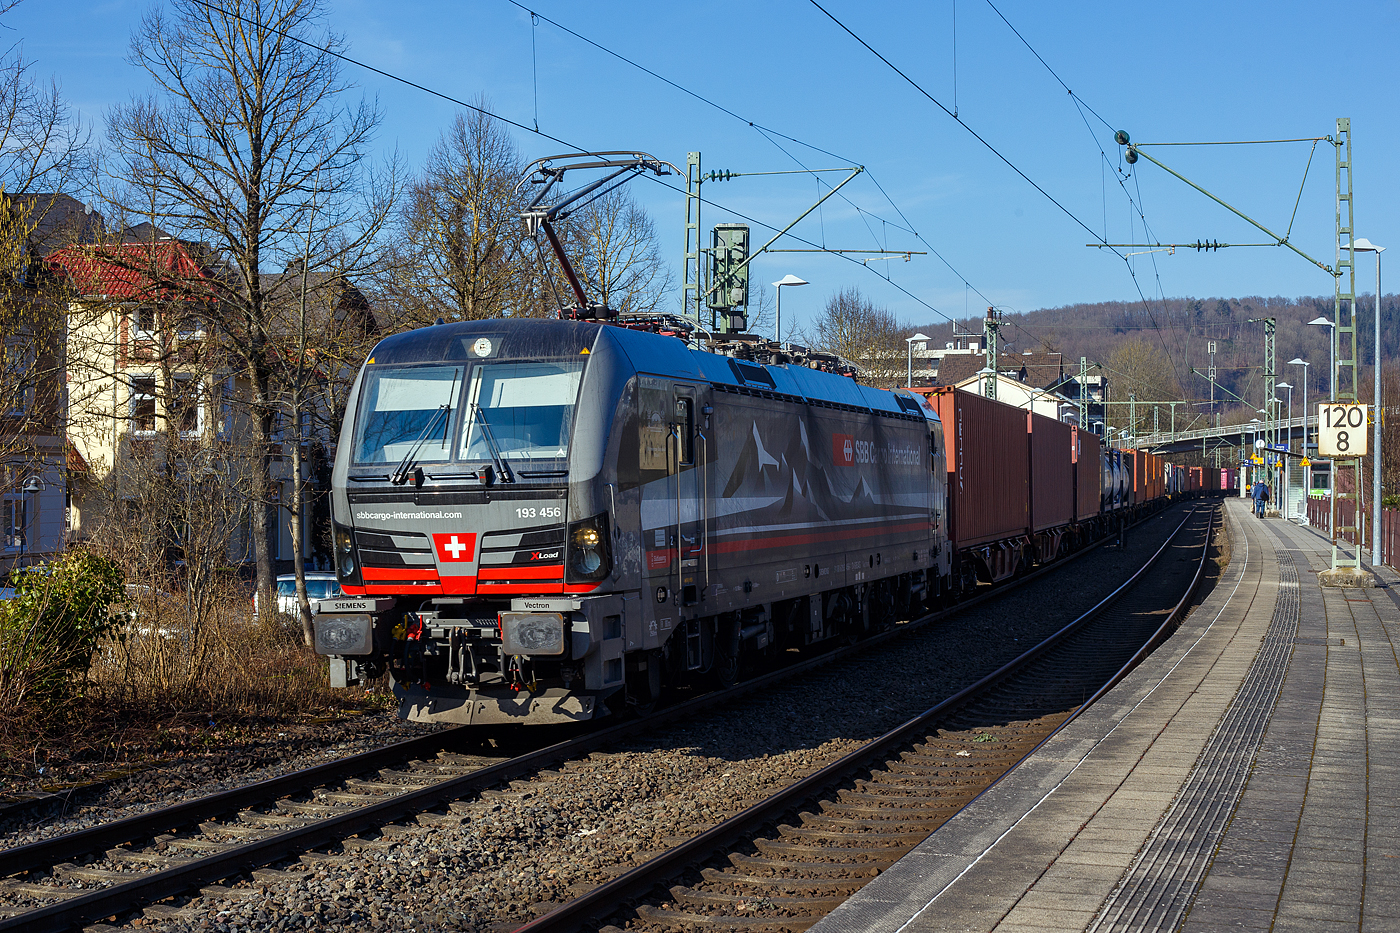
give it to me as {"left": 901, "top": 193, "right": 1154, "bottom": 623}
{"left": 25, "top": 506, "right": 1210, "bottom": 933}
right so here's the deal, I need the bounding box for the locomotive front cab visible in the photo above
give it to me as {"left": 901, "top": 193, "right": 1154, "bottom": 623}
{"left": 316, "top": 320, "right": 633, "bottom": 725}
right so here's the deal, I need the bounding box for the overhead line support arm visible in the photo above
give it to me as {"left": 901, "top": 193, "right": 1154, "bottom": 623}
{"left": 702, "top": 166, "right": 865, "bottom": 304}
{"left": 1125, "top": 145, "right": 1334, "bottom": 275}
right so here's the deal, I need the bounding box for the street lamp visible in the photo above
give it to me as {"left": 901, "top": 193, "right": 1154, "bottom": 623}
{"left": 1352, "top": 237, "right": 1385, "bottom": 562}
{"left": 1307, "top": 316, "right": 1336, "bottom": 401}
{"left": 1277, "top": 383, "right": 1293, "bottom": 520}
{"left": 19, "top": 475, "right": 42, "bottom": 568}
{"left": 905, "top": 333, "right": 931, "bottom": 388}
{"left": 1288, "top": 358, "right": 1311, "bottom": 520}
{"left": 1276, "top": 383, "right": 1293, "bottom": 447}
{"left": 1287, "top": 358, "right": 1310, "bottom": 449}
{"left": 976, "top": 366, "right": 996, "bottom": 400}
{"left": 772, "top": 275, "right": 808, "bottom": 343}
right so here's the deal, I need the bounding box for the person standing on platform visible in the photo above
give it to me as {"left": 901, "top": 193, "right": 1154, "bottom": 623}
{"left": 1251, "top": 480, "right": 1270, "bottom": 518}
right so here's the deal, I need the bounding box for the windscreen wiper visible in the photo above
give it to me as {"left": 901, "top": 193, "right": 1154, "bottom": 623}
{"left": 390, "top": 369, "right": 459, "bottom": 485}
{"left": 471, "top": 403, "right": 515, "bottom": 483}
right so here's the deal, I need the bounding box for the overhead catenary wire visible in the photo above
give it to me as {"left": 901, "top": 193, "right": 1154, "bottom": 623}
{"left": 976, "top": 0, "right": 1190, "bottom": 371}
{"left": 188, "top": 0, "right": 969, "bottom": 326}
{"left": 504, "top": 0, "right": 997, "bottom": 309}
{"left": 802, "top": 0, "right": 1186, "bottom": 373}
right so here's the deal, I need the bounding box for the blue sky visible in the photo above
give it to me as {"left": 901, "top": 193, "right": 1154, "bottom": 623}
{"left": 13, "top": 1, "right": 1400, "bottom": 336}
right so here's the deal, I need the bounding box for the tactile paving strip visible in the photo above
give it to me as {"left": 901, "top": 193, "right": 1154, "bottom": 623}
{"left": 1087, "top": 548, "right": 1300, "bottom": 933}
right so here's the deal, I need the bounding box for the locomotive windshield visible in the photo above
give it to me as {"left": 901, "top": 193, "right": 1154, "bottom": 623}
{"left": 354, "top": 365, "right": 462, "bottom": 464}
{"left": 350, "top": 359, "right": 585, "bottom": 465}
{"left": 460, "top": 361, "right": 583, "bottom": 461}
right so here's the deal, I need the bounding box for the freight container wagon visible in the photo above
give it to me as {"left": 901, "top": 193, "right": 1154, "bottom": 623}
{"left": 1028, "top": 411, "right": 1074, "bottom": 562}
{"left": 1073, "top": 427, "right": 1102, "bottom": 526}
{"left": 926, "top": 388, "right": 1031, "bottom": 587}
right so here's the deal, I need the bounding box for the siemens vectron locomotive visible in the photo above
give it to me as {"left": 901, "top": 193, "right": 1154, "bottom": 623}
{"left": 314, "top": 318, "right": 952, "bottom": 725}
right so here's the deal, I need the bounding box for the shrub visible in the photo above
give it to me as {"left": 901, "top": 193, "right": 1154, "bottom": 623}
{"left": 0, "top": 551, "right": 125, "bottom": 729}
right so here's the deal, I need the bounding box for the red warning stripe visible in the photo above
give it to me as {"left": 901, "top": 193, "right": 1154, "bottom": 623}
{"left": 478, "top": 565, "right": 566, "bottom": 581}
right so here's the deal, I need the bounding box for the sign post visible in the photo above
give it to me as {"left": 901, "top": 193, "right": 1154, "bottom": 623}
{"left": 1318, "top": 403, "right": 1372, "bottom": 585}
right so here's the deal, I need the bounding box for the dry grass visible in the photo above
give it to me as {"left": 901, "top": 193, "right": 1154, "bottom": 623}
{"left": 1, "top": 584, "right": 390, "bottom": 783}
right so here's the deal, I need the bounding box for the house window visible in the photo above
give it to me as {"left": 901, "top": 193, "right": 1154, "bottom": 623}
{"left": 175, "top": 311, "right": 205, "bottom": 341}
{"left": 171, "top": 375, "right": 205, "bottom": 437}
{"left": 2, "top": 339, "right": 34, "bottom": 417}
{"left": 130, "top": 376, "right": 156, "bottom": 433}
{"left": 130, "top": 307, "right": 155, "bottom": 342}
{"left": 2, "top": 497, "right": 24, "bottom": 551}
{"left": 217, "top": 376, "right": 235, "bottom": 439}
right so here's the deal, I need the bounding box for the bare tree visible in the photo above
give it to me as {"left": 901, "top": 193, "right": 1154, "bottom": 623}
{"left": 805, "top": 286, "right": 906, "bottom": 387}
{"left": 1105, "top": 338, "right": 1181, "bottom": 433}
{"left": 555, "top": 187, "right": 671, "bottom": 316}
{"left": 379, "top": 106, "right": 531, "bottom": 326}
{"left": 0, "top": 0, "right": 91, "bottom": 195}
{"left": 0, "top": 0, "right": 93, "bottom": 564}
{"left": 102, "top": 0, "right": 396, "bottom": 616}
{"left": 269, "top": 243, "right": 379, "bottom": 645}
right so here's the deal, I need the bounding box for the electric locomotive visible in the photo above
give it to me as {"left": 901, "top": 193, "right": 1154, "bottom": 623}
{"left": 313, "top": 317, "right": 952, "bottom": 725}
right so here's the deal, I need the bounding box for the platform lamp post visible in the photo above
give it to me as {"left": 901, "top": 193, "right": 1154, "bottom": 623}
{"left": 1307, "top": 316, "right": 1336, "bottom": 401}
{"left": 905, "top": 333, "right": 930, "bottom": 388}
{"left": 772, "top": 275, "right": 808, "bottom": 343}
{"left": 977, "top": 366, "right": 997, "bottom": 400}
{"left": 1288, "top": 358, "right": 1311, "bottom": 518}
{"left": 1351, "top": 238, "right": 1384, "bottom": 563}
{"left": 1277, "top": 382, "right": 1293, "bottom": 520}
{"left": 1248, "top": 418, "right": 1263, "bottom": 490}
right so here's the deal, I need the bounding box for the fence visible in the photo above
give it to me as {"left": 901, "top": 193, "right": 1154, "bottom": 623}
{"left": 1306, "top": 496, "right": 1400, "bottom": 572}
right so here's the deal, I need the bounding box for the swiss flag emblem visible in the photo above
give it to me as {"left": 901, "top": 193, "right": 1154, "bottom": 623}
{"left": 832, "top": 433, "right": 854, "bottom": 467}
{"left": 432, "top": 533, "right": 476, "bottom": 562}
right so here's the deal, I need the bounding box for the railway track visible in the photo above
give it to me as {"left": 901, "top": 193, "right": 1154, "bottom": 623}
{"left": 516, "top": 504, "right": 1218, "bottom": 933}
{"left": 0, "top": 504, "right": 1191, "bottom": 933}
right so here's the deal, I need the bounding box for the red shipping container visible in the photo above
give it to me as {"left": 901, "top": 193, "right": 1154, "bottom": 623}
{"left": 1029, "top": 412, "right": 1074, "bottom": 532}
{"left": 1122, "top": 449, "right": 1146, "bottom": 505}
{"left": 1143, "top": 452, "right": 1160, "bottom": 501}
{"left": 1073, "top": 427, "right": 1102, "bottom": 522}
{"left": 928, "top": 388, "right": 1030, "bottom": 549}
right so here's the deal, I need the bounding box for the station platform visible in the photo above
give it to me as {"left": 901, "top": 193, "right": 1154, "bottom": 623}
{"left": 813, "top": 497, "right": 1400, "bottom": 933}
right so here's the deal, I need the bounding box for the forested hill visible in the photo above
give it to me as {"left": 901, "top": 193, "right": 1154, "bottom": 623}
{"left": 915, "top": 294, "right": 1399, "bottom": 420}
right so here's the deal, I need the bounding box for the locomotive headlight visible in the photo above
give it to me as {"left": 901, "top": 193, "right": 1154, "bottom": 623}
{"left": 333, "top": 524, "right": 361, "bottom": 585}
{"left": 566, "top": 513, "right": 611, "bottom": 583}
{"left": 314, "top": 613, "right": 373, "bottom": 655}
{"left": 500, "top": 612, "right": 566, "bottom": 655}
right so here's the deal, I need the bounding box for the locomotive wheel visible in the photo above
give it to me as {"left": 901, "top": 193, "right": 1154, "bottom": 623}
{"left": 715, "top": 650, "right": 740, "bottom": 688}
{"left": 625, "top": 648, "right": 665, "bottom": 715}
{"left": 870, "top": 580, "right": 897, "bottom": 631}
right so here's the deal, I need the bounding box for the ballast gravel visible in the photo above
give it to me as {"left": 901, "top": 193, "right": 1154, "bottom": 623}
{"left": 22, "top": 509, "right": 1205, "bottom": 932}
{"left": 0, "top": 712, "right": 440, "bottom": 850}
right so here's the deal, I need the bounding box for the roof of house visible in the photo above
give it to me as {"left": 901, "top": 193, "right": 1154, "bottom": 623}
{"left": 935, "top": 350, "right": 1067, "bottom": 389}
{"left": 259, "top": 263, "right": 379, "bottom": 338}
{"left": 5, "top": 193, "right": 105, "bottom": 257}
{"left": 47, "top": 240, "right": 219, "bottom": 302}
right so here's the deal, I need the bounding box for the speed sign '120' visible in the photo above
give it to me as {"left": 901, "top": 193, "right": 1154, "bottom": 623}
{"left": 1318, "top": 403, "right": 1369, "bottom": 457}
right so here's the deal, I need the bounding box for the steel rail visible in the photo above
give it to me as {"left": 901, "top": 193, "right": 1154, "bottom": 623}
{"left": 0, "top": 504, "right": 1175, "bottom": 932}
{"left": 0, "top": 728, "right": 470, "bottom": 878}
{"left": 512, "top": 506, "right": 1209, "bottom": 933}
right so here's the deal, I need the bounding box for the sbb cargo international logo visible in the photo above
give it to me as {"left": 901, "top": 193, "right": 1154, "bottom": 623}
{"left": 832, "top": 433, "right": 854, "bottom": 467}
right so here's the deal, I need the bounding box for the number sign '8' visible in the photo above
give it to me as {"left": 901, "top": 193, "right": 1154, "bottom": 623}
{"left": 1317, "top": 403, "right": 1369, "bottom": 457}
